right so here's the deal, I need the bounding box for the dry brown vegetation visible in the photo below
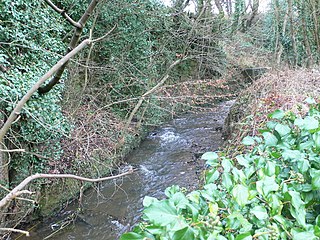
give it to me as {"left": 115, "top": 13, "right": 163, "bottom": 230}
{"left": 224, "top": 68, "right": 320, "bottom": 148}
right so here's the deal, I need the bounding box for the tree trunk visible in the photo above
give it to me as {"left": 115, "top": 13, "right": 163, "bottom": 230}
{"left": 214, "top": 0, "right": 224, "bottom": 16}
{"left": 38, "top": 0, "right": 99, "bottom": 94}
{"left": 300, "top": 3, "right": 314, "bottom": 67}
{"left": 287, "top": 0, "right": 298, "bottom": 66}
{"left": 310, "top": 0, "right": 320, "bottom": 59}
{"left": 246, "top": 0, "right": 259, "bottom": 28}
{"left": 0, "top": 144, "right": 8, "bottom": 187}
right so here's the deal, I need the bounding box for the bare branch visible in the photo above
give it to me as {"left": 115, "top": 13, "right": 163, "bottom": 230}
{"left": 38, "top": 0, "right": 101, "bottom": 94}
{"left": 0, "top": 168, "right": 135, "bottom": 209}
{"left": 125, "top": 58, "right": 182, "bottom": 129}
{"left": 44, "top": 0, "right": 81, "bottom": 28}
{"left": 0, "top": 38, "right": 91, "bottom": 143}
{"left": 0, "top": 227, "right": 29, "bottom": 237}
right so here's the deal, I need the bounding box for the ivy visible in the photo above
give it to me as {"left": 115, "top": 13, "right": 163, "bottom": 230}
{"left": 121, "top": 101, "right": 320, "bottom": 239}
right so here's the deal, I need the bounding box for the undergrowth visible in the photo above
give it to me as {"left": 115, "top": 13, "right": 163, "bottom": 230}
{"left": 121, "top": 99, "right": 320, "bottom": 240}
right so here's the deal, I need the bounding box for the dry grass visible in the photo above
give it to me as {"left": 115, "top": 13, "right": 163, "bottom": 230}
{"left": 224, "top": 68, "right": 320, "bottom": 147}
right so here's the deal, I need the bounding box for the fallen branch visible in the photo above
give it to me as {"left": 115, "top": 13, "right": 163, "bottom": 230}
{"left": 0, "top": 167, "right": 134, "bottom": 209}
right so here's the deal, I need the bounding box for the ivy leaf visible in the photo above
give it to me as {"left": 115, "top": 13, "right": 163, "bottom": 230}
{"left": 305, "top": 97, "right": 316, "bottom": 104}
{"left": 206, "top": 169, "right": 220, "bottom": 183}
{"left": 275, "top": 123, "right": 291, "bottom": 136}
{"left": 288, "top": 191, "right": 306, "bottom": 227}
{"left": 120, "top": 232, "right": 146, "bottom": 240}
{"left": 282, "top": 150, "right": 302, "bottom": 161}
{"left": 242, "top": 136, "right": 255, "bottom": 146}
{"left": 264, "top": 161, "right": 276, "bottom": 176}
{"left": 236, "top": 155, "right": 250, "bottom": 168}
{"left": 232, "top": 184, "right": 249, "bottom": 207}
{"left": 143, "top": 196, "right": 158, "bottom": 207}
{"left": 268, "top": 109, "right": 285, "bottom": 119}
{"left": 171, "top": 192, "right": 189, "bottom": 210}
{"left": 201, "top": 152, "right": 219, "bottom": 166}
{"left": 291, "top": 230, "right": 317, "bottom": 240}
{"left": 311, "top": 169, "right": 320, "bottom": 190}
{"left": 295, "top": 116, "right": 319, "bottom": 130}
{"left": 304, "top": 116, "right": 319, "bottom": 130}
{"left": 222, "top": 158, "right": 233, "bottom": 172}
{"left": 235, "top": 232, "right": 252, "bottom": 240}
{"left": 144, "top": 200, "right": 178, "bottom": 226}
{"left": 270, "top": 195, "right": 283, "bottom": 216}
{"left": 172, "top": 226, "right": 195, "bottom": 240}
{"left": 256, "top": 176, "right": 279, "bottom": 197}
{"left": 313, "top": 132, "right": 320, "bottom": 151}
{"left": 222, "top": 172, "right": 233, "bottom": 191}
{"left": 262, "top": 132, "right": 278, "bottom": 146}
{"left": 250, "top": 206, "right": 268, "bottom": 220}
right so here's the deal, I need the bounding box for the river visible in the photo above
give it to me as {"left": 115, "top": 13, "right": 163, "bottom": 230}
{"left": 18, "top": 100, "right": 234, "bottom": 240}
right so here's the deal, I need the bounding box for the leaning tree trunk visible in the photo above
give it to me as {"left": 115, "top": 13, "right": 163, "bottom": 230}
{"left": 38, "top": 0, "right": 100, "bottom": 94}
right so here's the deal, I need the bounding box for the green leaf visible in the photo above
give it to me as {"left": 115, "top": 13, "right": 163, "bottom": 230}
{"left": 313, "top": 132, "right": 320, "bottom": 151}
{"left": 282, "top": 150, "right": 302, "bottom": 161}
{"left": 256, "top": 176, "right": 279, "bottom": 197}
{"left": 304, "top": 116, "right": 319, "bottom": 130}
{"left": 275, "top": 123, "right": 291, "bottom": 136}
{"left": 262, "top": 132, "right": 278, "bottom": 146}
{"left": 235, "top": 232, "right": 252, "bottom": 240}
{"left": 144, "top": 200, "right": 178, "bottom": 226}
{"left": 171, "top": 192, "right": 188, "bottom": 209}
{"left": 143, "top": 196, "right": 158, "bottom": 207}
{"left": 270, "top": 195, "right": 283, "bottom": 216}
{"left": 120, "top": 232, "right": 145, "bottom": 240}
{"left": 288, "top": 191, "right": 306, "bottom": 227}
{"left": 268, "top": 109, "right": 285, "bottom": 119}
{"left": 165, "top": 185, "right": 180, "bottom": 197}
{"left": 311, "top": 169, "right": 320, "bottom": 190}
{"left": 232, "top": 184, "right": 249, "bottom": 207}
{"left": 242, "top": 136, "right": 255, "bottom": 146}
{"left": 250, "top": 206, "right": 268, "bottom": 220}
{"left": 172, "top": 226, "right": 195, "bottom": 240}
{"left": 264, "top": 161, "right": 276, "bottom": 176}
{"left": 222, "top": 172, "right": 233, "bottom": 191}
{"left": 298, "top": 159, "right": 310, "bottom": 173}
{"left": 222, "top": 158, "right": 233, "bottom": 172}
{"left": 236, "top": 155, "right": 250, "bottom": 168}
{"left": 206, "top": 169, "right": 220, "bottom": 183}
{"left": 295, "top": 116, "right": 319, "bottom": 130}
{"left": 202, "top": 152, "right": 219, "bottom": 166}
{"left": 305, "top": 97, "right": 316, "bottom": 104}
{"left": 292, "top": 231, "right": 317, "bottom": 240}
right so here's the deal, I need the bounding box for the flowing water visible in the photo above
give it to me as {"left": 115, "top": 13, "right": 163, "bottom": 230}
{"left": 20, "top": 100, "right": 234, "bottom": 240}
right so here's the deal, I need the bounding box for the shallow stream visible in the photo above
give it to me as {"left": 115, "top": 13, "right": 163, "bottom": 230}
{"left": 21, "top": 100, "right": 234, "bottom": 240}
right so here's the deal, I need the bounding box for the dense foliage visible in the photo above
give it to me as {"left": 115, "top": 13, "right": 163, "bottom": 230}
{"left": 121, "top": 100, "right": 320, "bottom": 239}
{"left": 263, "top": 0, "right": 320, "bottom": 66}
{"left": 0, "top": 0, "right": 75, "bottom": 177}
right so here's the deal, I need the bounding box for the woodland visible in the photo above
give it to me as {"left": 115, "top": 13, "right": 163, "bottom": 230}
{"left": 0, "top": 0, "right": 320, "bottom": 238}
